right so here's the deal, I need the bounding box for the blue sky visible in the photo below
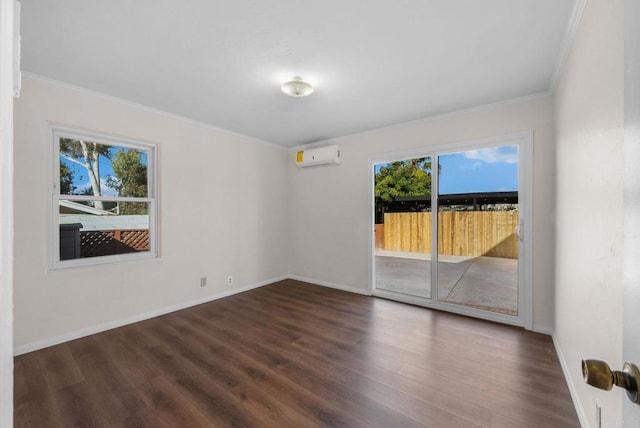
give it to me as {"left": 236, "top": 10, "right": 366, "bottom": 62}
{"left": 60, "top": 145, "right": 148, "bottom": 197}
{"left": 375, "top": 145, "right": 518, "bottom": 194}
{"left": 438, "top": 145, "right": 518, "bottom": 194}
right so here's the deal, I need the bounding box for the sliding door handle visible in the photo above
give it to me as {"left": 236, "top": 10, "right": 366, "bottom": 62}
{"left": 515, "top": 222, "right": 523, "bottom": 242}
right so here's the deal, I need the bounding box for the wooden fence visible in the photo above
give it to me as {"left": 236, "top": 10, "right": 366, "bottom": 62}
{"left": 377, "top": 211, "right": 518, "bottom": 259}
{"left": 80, "top": 229, "right": 149, "bottom": 258}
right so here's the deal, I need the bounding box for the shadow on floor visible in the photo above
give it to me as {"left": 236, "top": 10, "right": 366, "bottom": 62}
{"left": 374, "top": 252, "right": 518, "bottom": 315}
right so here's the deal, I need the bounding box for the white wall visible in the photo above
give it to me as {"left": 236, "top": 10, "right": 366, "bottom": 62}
{"left": 288, "top": 96, "right": 557, "bottom": 332}
{"left": 13, "top": 76, "right": 289, "bottom": 351}
{"left": 624, "top": 0, "right": 640, "bottom": 424}
{"left": 553, "top": 0, "right": 625, "bottom": 426}
{"left": 0, "top": 0, "right": 15, "bottom": 425}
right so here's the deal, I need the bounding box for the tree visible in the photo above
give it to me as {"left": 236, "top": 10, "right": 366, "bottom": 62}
{"left": 59, "top": 161, "right": 76, "bottom": 195}
{"left": 375, "top": 158, "right": 433, "bottom": 204}
{"left": 59, "top": 138, "right": 111, "bottom": 209}
{"left": 106, "top": 149, "right": 148, "bottom": 215}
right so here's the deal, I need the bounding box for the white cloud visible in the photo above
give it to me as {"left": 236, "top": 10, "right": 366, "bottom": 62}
{"left": 458, "top": 161, "right": 483, "bottom": 171}
{"left": 464, "top": 146, "right": 518, "bottom": 164}
{"left": 101, "top": 182, "right": 118, "bottom": 197}
{"left": 75, "top": 180, "right": 118, "bottom": 197}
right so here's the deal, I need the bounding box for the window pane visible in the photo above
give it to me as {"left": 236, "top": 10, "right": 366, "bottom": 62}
{"left": 436, "top": 145, "right": 519, "bottom": 316}
{"left": 59, "top": 138, "right": 148, "bottom": 198}
{"left": 59, "top": 200, "right": 150, "bottom": 260}
{"left": 374, "top": 157, "right": 433, "bottom": 299}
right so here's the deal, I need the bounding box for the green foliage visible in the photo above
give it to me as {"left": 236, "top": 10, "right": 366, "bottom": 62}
{"left": 59, "top": 162, "right": 75, "bottom": 194}
{"left": 59, "top": 138, "right": 111, "bottom": 161}
{"left": 107, "top": 149, "right": 147, "bottom": 197}
{"left": 106, "top": 149, "right": 148, "bottom": 215}
{"left": 59, "top": 138, "right": 149, "bottom": 215}
{"left": 59, "top": 138, "right": 112, "bottom": 203}
{"left": 375, "top": 158, "right": 433, "bottom": 204}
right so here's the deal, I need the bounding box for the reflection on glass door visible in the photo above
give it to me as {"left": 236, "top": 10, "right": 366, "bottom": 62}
{"left": 374, "top": 157, "right": 433, "bottom": 299}
{"left": 435, "top": 145, "right": 519, "bottom": 315}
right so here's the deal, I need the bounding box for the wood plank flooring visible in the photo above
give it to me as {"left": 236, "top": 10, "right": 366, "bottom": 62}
{"left": 14, "top": 279, "right": 580, "bottom": 427}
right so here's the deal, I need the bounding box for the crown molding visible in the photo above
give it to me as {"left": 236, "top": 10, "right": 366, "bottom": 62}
{"left": 21, "top": 72, "right": 285, "bottom": 150}
{"left": 290, "top": 91, "right": 552, "bottom": 151}
{"left": 549, "top": 0, "right": 588, "bottom": 91}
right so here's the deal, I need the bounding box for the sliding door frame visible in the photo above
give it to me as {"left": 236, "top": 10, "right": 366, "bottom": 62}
{"left": 368, "top": 131, "right": 533, "bottom": 330}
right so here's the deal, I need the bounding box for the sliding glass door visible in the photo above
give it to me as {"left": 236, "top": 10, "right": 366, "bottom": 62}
{"left": 371, "top": 134, "right": 531, "bottom": 327}
{"left": 435, "top": 145, "right": 519, "bottom": 316}
{"left": 374, "top": 157, "right": 433, "bottom": 299}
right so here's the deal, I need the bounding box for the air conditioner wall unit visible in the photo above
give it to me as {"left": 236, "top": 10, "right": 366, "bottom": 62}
{"left": 295, "top": 145, "right": 341, "bottom": 168}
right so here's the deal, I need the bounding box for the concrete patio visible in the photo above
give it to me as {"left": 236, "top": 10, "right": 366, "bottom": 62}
{"left": 374, "top": 251, "right": 518, "bottom": 315}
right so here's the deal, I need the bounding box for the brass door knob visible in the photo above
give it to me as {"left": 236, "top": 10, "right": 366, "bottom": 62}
{"left": 582, "top": 359, "right": 640, "bottom": 404}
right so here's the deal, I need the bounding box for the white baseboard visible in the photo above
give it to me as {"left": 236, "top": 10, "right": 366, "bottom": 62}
{"left": 533, "top": 324, "right": 553, "bottom": 335}
{"left": 287, "top": 275, "right": 371, "bottom": 296}
{"left": 552, "top": 333, "right": 588, "bottom": 428}
{"left": 13, "top": 275, "right": 288, "bottom": 356}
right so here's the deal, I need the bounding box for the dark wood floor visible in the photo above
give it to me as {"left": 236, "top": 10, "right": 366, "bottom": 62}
{"left": 14, "top": 279, "right": 579, "bottom": 427}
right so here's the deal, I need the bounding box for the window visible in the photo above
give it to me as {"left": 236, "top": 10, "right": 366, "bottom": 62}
{"left": 51, "top": 126, "right": 158, "bottom": 269}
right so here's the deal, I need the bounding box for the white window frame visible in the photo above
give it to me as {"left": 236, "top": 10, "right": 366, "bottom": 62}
{"left": 49, "top": 125, "right": 159, "bottom": 269}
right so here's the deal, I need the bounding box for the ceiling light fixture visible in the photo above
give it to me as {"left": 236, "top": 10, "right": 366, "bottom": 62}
{"left": 281, "top": 76, "right": 314, "bottom": 97}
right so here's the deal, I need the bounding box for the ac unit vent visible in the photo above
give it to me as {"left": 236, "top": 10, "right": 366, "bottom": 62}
{"left": 295, "top": 145, "right": 341, "bottom": 168}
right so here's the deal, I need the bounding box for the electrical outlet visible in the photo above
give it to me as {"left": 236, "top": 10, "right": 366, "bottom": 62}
{"left": 200, "top": 276, "right": 207, "bottom": 287}
{"left": 227, "top": 276, "right": 233, "bottom": 286}
{"left": 595, "top": 399, "right": 601, "bottom": 428}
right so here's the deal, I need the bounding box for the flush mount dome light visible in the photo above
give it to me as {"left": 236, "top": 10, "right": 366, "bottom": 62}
{"left": 281, "top": 76, "right": 314, "bottom": 97}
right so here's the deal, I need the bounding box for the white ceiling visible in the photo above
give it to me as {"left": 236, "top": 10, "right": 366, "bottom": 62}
{"left": 21, "top": 0, "right": 576, "bottom": 148}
